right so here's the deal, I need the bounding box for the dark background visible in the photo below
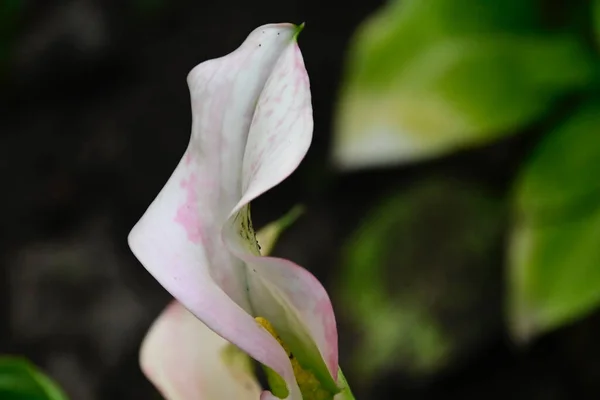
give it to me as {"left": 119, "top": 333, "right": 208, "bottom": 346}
{"left": 2, "top": 1, "right": 600, "bottom": 399}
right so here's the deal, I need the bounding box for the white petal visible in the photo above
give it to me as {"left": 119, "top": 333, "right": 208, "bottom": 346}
{"left": 129, "top": 24, "right": 304, "bottom": 400}
{"left": 140, "top": 301, "right": 261, "bottom": 400}
{"left": 224, "top": 37, "right": 339, "bottom": 393}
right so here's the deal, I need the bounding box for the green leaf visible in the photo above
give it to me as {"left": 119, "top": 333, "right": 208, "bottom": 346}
{"left": 508, "top": 100, "right": 600, "bottom": 341}
{"left": 333, "top": 0, "right": 595, "bottom": 170}
{"left": 515, "top": 101, "right": 600, "bottom": 222}
{"left": 256, "top": 205, "right": 305, "bottom": 256}
{"left": 0, "top": 0, "right": 24, "bottom": 76}
{"left": 0, "top": 357, "right": 68, "bottom": 400}
{"left": 594, "top": 0, "right": 600, "bottom": 46}
{"left": 338, "top": 179, "right": 504, "bottom": 382}
{"left": 334, "top": 368, "right": 356, "bottom": 400}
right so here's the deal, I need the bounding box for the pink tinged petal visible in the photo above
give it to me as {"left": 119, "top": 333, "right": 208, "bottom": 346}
{"left": 247, "top": 255, "right": 339, "bottom": 390}
{"left": 132, "top": 23, "right": 303, "bottom": 311}
{"left": 239, "top": 43, "right": 313, "bottom": 205}
{"left": 129, "top": 23, "right": 304, "bottom": 400}
{"left": 225, "top": 233, "right": 340, "bottom": 393}
{"left": 261, "top": 392, "right": 281, "bottom": 400}
{"left": 224, "top": 37, "right": 339, "bottom": 391}
{"left": 140, "top": 301, "right": 260, "bottom": 400}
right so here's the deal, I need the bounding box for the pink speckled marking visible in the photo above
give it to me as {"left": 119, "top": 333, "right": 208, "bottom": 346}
{"left": 293, "top": 46, "right": 309, "bottom": 90}
{"left": 275, "top": 117, "right": 285, "bottom": 129}
{"left": 293, "top": 45, "right": 306, "bottom": 74}
{"left": 174, "top": 172, "right": 204, "bottom": 244}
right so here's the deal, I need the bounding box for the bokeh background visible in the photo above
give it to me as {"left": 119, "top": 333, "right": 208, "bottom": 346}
{"left": 2, "top": 1, "right": 600, "bottom": 399}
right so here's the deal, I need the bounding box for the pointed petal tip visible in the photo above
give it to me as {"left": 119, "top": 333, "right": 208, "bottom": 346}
{"left": 294, "top": 22, "right": 305, "bottom": 40}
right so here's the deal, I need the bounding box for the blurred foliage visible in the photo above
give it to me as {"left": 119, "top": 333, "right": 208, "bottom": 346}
{"left": 332, "top": 0, "right": 597, "bottom": 169}
{"left": 130, "top": 0, "right": 167, "bottom": 17}
{"left": 509, "top": 100, "right": 600, "bottom": 341}
{"left": 339, "top": 179, "right": 504, "bottom": 382}
{"left": 0, "top": 357, "right": 68, "bottom": 400}
{"left": 595, "top": 0, "right": 600, "bottom": 46}
{"left": 0, "top": 0, "right": 24, "bottom": 74}
{"left": 335, "top": 0, "right": 600, "bottom": 386}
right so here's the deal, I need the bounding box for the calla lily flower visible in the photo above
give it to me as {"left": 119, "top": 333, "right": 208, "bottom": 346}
{"left": 129, "top": 23, "right": 353, "bottom": 400}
